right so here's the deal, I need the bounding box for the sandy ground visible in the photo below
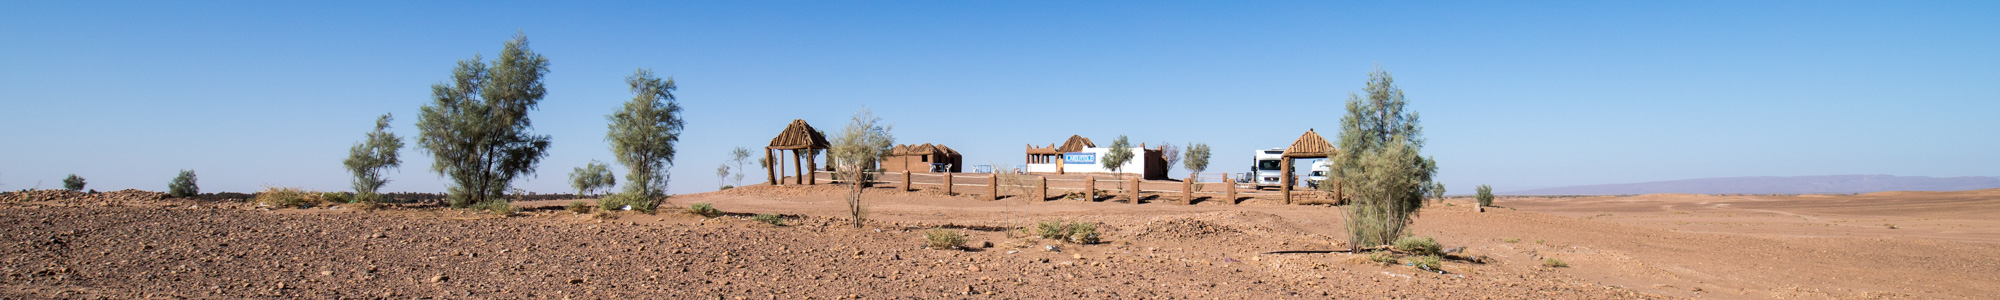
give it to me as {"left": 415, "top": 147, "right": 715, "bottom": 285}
{"left": 3, "top": 184, "right": 1995, "bottom": 299}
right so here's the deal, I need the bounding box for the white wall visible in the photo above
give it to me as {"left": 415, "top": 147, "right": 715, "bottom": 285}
{"left": 1024, "top": 147, "right": 1150, "bottom": 175}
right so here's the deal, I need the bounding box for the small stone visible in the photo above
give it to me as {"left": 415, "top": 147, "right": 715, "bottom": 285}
{"left": 980, "top": 241, "right": 994, "bottom": 248}
{"left": 968, "top": 265, "right": 981, "bottom": 272}
{"left": 429, "top": 275, "right": 448, "bottom": 283}
{"left": 319, "top": 271, "right": 333, "bottom": 276}
{"left": 567, "top": 278, "right": 584, "bottom": 284}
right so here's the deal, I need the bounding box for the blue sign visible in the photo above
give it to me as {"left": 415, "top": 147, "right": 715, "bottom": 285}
{"left": 1062, "top": 152, "right": 1096, "bottom": 165}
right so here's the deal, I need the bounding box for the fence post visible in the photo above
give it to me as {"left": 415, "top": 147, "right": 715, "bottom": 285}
{"left": 944, "top": 173, "right": 955, "bottom": 196}
{"left": 1183, "top": 175, "right": 1193, "bottom": 205}
{"left": 1224, "top": 173, "right": 1236, "bottom": 205}
{"left": 1085, "top": 177, "right": 1095, "bottom": 202}
{"left": 989, "top": 174, "right": 999, "bottom": 201}
{"left": 1037, "top": 176, "right": 1047, "bottom": 202}
{"left": 903, "top": 171, "right": 913, "bottom": 191}
{"left": 1129, "top": 178, "right": 1140, "bottom": 204}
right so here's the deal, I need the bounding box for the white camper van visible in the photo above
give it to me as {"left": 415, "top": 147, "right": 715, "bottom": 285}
{"left": 1248, "top": 148, "right": 1287, "bottom": 189}
{"left": 1305, "top": 160, "right": 1331, "bottom": 189}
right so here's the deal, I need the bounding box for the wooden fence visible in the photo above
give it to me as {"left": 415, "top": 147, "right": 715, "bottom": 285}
{"left": 811, "top": 171, "right": 1332, "bottom": 205}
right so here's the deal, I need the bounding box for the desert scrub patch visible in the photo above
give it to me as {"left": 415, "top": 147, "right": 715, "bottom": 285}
{"left": 253, "top": 187, "right": 317, "bottom": 208}
{"left": 320, "top": 192, "right": 353, "bottom": 204}
{"left": 686, "top": 202, "right": 720, "bottom": 217}
{"left": 469, "top": 200, "right": 518, "bottom": 216}
{"left": 598, "top": 193, "right": 659, "bottom": 214}
{"left": 924, "top": 228, "right": 966, "bottom": 250}
{"left": 566, "top": 201, "right": 591, "bottom": 213}
{"left": 1542, "top": 258, "right": 1569, "bottom": 268}
{"left": 1393, "top": 236, "right": 1442, "bottom": 256}
{"left": 752, "top": 214, "right": 784, "bottom": 226}
{"left": 1410, "top": 255, "right": 1442, "bottom": 271}
{"left": 1501, "top": 238, "right": 1520, "bottom": 243}
{"left": 1366, "top": 251, "right": 1399, "bottom": 265}
{"left": 1034, "top": 220, "right": 1100, "bottom": 244}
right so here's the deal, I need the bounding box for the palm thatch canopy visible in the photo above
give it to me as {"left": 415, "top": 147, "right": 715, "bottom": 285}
{"left": 936, "top": 145, "right": 959, "bottom": 156}
{"left": 767, "top": 119, "right": 829, "bottom": 150}
{"left": 1282, "top": 129, "right": 1334, "bottom": 158}
{"left": 891, "top": 143, "right": 940, "bottom": 156}
{"left": 1057, "top": 135, "right": 1096, "bottom": 153}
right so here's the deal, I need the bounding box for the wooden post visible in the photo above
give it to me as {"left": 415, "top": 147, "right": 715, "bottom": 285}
{"left": 1224, "top": 173, "right": 1237, "bottom": 205}
{"left": 1037, "top": 176, "right": 1047, "bottom": 201}
{"left": 1129, "top": 178, "right": 1140, "bottom": 204}
{"left": 902, "top": 171, "right": 913, "bottom": 191}
{"left": 1084, "top": 177, "right": 1095, "bottom": 202}
{"left": 1183, "top": 175, "right": 1193, "bottom": 205}
{"left": 1280, "top": 157, "right": 1293, "bottom": 205}
{"left": 943, "top": 172, "right": 954, "bottom": 196}
{"left": 806, "top": 150, "right": 817, "bottom": 185}
{"left": 989, "top": 174, "right": 999, "bottom": 201}
{"left": 765, "top": 148, "right": 777, "bottom": 185}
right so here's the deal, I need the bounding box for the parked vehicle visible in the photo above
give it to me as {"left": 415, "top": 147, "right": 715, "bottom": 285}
{"left": 1249, "top": 148, "right": 1287, "bottom": 190}
{"left": 1305, "top": 160, "right": 1331, "bottom": 189}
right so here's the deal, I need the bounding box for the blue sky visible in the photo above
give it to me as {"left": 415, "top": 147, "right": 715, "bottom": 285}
{"left": 3, "top": 1, "right": 1995, "bottom": 194}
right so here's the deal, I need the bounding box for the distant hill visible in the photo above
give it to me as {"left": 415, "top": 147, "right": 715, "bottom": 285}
{"left": 1503, "top": 175, "right": 2000, "bottom": 195}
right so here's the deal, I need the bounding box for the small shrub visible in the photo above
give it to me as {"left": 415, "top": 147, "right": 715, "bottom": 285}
{"left": 686, "top": 202, "right": 720, "bottom": 217}
{"left": 1475, "top": 184, "right": 1494, "bottom": 207}
{"left": 566, "top": 201, "right": 591, "bottom": 213}
{"left": 1393, "top": 236, "right": 1442, "bottom": 256}
{"left": 1410, "top": 255, "right": 1442, "bottom": 271}
{"left": 1542, "top": 258, "right": 1568, "bottom": 268}
{"left": 168, "top": 170, "right": 199, "bottom": 198}
{"left": 720, "top": 185, "right": 734, "bottom": 190}
{"left": 1067, "top": 222, "right": 1100, "bottom": 244}
{"left": 1033, "top": 220, "right": 1099, "bottom": 244}
{"left": 253, "top": 187, "right": 314, "bottom": 207}
{"left": 924, "top": 228, "right": 966, "bottom": 250}
{"left": 1883, "top": 224, "right": 1897, "bottom": 229}
{"left": 1035, "top": 220, "right": 1070, "bottom": 240}
{"left": 469, "top": 200, "right": 517, "bottom": 216}
{"left": 598, "top": 193, "right": 659, "bottom": 214}
{"left": 320, "top": 192, "right": 353, "bottom": 204}
{"left": 752, "top": 214, "right": 783, "bottom": 226}
{"left": 63, "top": 174, "right": 86, "bottom": 192}
{"left": 1367, "top": 251, "right": 1398, "bottom": 265}
{"left": 1502, "top": 238, "right": 1520, "bottom": 243}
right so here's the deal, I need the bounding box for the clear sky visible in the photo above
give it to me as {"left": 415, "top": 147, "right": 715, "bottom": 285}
{"left": 3, "top": 1, "right": 1995, "bottom": 195}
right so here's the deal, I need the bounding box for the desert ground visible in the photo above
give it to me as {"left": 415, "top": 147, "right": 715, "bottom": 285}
{"left": 2, "top": 179, "right": 1995, "bottom": 299}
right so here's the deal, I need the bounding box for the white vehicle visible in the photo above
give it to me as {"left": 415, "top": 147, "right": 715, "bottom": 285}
{"left": 1247, "top": 148, "right": 1287, "bottom": 189}
{"left": 1305, "top": 160, "right": 1331, "bottom": 189}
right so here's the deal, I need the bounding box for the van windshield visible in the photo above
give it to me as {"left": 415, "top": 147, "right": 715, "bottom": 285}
{"left": 1257, "top": 160, "right": 1282, "bottom": 171}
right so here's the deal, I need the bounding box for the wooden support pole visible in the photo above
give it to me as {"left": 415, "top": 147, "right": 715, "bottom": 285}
{"left": 1183, "top": 175, "right": 1193, "bottom": 205}
{"left": 902, "top": 171, "right": 913, "bottom": 191}
{"left": 943, "top": 172, "right": 955, "bottom": 196}
{"left": 765, "top": 148, "right": 777, "bottom": 185}
{"left": 1224, "top": 173, "right": 1237, "bottom": 205}
{"left": 1084, "top": 177, "right": 1095, "bottom": 202}
{"left": 806, "top": 150, "right": 817, "bottom": 185}
{"left": 988, "top": 174, "right": 999, "bottom": 201}
{"left": 1129, "top": 178, "right": 1140, "bottom": 204}
{"left": 1281, "top": 157, "right": 1293, "bottom": 205}
{"left": 1037, "top": 176, "right": 1047, "bottom": 201}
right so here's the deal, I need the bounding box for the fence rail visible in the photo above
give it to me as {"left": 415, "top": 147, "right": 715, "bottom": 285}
{"left": 798, "top": 170, "right": 1332, "bottom": 204}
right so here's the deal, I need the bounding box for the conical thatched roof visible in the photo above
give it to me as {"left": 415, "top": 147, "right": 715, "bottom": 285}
{"left": 892, "top": 143, "right": 939, "bottom": 156}
{"left": 1282, "top": 129, "right": 1334, "bottom": 158}
{"left": 767, "top": 119, "right": 829, "bottom": 150}
{"left": 935, "top": 145, "right": 958, "bottom": 156}
{"left": 1056, "top": 135, "right": 1096, "bottom": 153}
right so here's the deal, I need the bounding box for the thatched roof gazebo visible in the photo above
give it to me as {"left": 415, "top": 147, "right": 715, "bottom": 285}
{"left": 1279, "top": 129, "right": 1336, "bottom": 204}
{"left": 766, "top": 119, "right": 830, "bottom": 185}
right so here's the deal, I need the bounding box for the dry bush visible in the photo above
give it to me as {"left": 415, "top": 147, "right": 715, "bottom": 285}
{"left": 685, "top": 202, "right": 720, "bottom": 217}
{"left": 1366, "top": 251, "right": 1398, "bottom": 265}
{"left": 1411, "top": 255, "right": 1442, "bottom": 271}
{"left": 1542, "top": 258, "right": 1569, "bottom": 268}
{"left": 753, "top": 214, "right": 783, "bottom": 226}
{"left": 924, "top": 228, "right": 966, "bottom": 250}
{"left": 1033, "top": 220, "right": 1100, "bottom": 244}
{"left": 566, "top": 201, "right": 591, "bottom": 213}
{"left": 253, "top": 187, "right": 319, "bottom": 208}
{"left": 1393, "top": 236, "right": 1441, "bottom": 256}
{"left": 469, "top": 200, "right": 517, "bottom": 216}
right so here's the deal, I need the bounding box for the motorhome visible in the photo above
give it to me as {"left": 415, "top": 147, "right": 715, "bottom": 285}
{"left": 1305, "top": 160, "right": 1331, "bottom": 189}
{"left": 1247, "top": 148, "right": 1287, "bottom": 189}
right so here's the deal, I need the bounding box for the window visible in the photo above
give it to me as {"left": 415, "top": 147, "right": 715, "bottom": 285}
{"left": 1257, "top": 160, "right": 1282, "bottom": 171}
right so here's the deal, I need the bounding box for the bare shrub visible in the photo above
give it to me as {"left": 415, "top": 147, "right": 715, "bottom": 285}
{"left": 566, "top": 201, "right": 591, "bottom": 213}
{"left": 924, "top": 228, "right": 966, "bottom": 250}
{"left": 1393, "top": 236, "right": 1441, "bottom": 256}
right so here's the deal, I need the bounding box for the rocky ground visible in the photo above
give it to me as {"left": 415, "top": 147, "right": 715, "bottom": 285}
{"left": 2, "top": 185, "right": 1992, "bottom": 299}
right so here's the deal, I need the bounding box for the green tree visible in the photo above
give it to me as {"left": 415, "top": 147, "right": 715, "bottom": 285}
{"left": 1183, "top": 142, "right": 1211, "bottom": 174}
{"left": 168, "top": 170, "right": 199, "bottom": 198}
{"left": 1475, "top": 184, "right": 1494, "bottom": 207}
{"left": 829, "top": 108, "right": 893, "bottom": 228}
{"left": 729, "top": 147, "right": 752, "bottom": 186}
{"left": 344, "top": 113, "right": 405, "bottom": 203}
{"left": 1431, "top": 183, "right": 1448, "bottom": 202}
{"left": 1102, "top": 135, "right": 1133, "bottom": 180}
{"left": 63, "top": 174, "right": 85, "bottom": 191}
{"left": 605, "top": 68, "right": 684, "bottom": 207}
{"left": 1328, "top": 67, "right": 1441, "bottom": 250}
{"left": 568, "top": 160, "right": 615, "bottom": 198}
{"left": 715, "top": 164, "right": 731, "bottom": 189}
{"left": 416, "top": 33, "right": 553, "bottom": 208}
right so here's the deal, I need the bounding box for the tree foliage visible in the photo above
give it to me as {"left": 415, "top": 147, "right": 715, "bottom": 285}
{"left": 606, "top": 68, "right": 684, "bottom": 199}
{"left": 416, "top": 33, "right": 553, "bottom": 208}
{"left": 168, "top": 170, "right": 199, "bottom": 198}
{"left": 63, "top": 174, "right": 85, "bottom": 191}
{"left": 344, "top": 113, "right": 404, "bottom": 203}
{"left": 1158, "top": 142, "right": 1180, "bottom": 177}
{"left": 1475, "top": 184, "right": 1494, "bottom": 207}
{"left": 715, "top": 163, "right": 731, "bottom": 190}
{"left": 1102, "top": 135, "right": 1133, "bottom": 179}
{"left": 830, "top": 108, "right": 893, "bottom": 228}
{"left": 1329, "top": 67, "right": 1441, "bottom": 250}
{"left": 729, "top": 147, "right": 752, "bottom": 186}
{"left": 568, "top": 160, "right": 615, "bottom": 198}
{"left": 1183, "top": 142, "right": 1211, "bottom": 174}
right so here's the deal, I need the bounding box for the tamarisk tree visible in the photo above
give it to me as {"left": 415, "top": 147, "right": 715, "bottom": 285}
{"left": 606, "top": 68, "right": 684, "bottom": 201}
{"left": 416, "top": 33, "right": 553, "bottom": 208}
{"left": 345, "top": 113, "right": 404, "bottom": 203}
{"left": 829, "top": 108, "right": 893, "bottom": 228}
{"left": 1330, "top": 67, "right": 1441, "bottom": 250}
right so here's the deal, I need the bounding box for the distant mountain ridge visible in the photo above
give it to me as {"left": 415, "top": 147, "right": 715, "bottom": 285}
{"left": 1503, "top": 175, "right": 2000, "bottom": 195}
